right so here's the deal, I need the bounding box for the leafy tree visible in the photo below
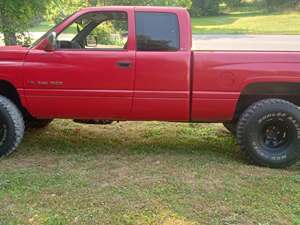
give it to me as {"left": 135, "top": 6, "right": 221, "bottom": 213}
{"left": 190, "top": 0, "right": 220, "bottom": 16}
{"left": 106, "top": 0, "right": 191, "bottom": 8}
{"left": 0, "top": 0, "right": 48, "bottom": 46}
{"left": 46, "top": 0, "right": 192, "bottom": 23}
{"left": 222, "top": 0, "right": 242, "bottom": 8}
{"left": 263, "top": 0, "right": 300, "bottom": 11}
{"left": 46, "top": 0, "right": 90, "bottom": 23}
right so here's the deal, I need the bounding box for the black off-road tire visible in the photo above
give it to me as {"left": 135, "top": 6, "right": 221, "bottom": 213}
{"left": 223, "top": 122, "right": 237, "bottom": 135}
{"left": 237, "top": 98, "right": 300, "bottom": 168}
{"left": 25, "top": 118, "right": 53, "bottom": 130}
{"left": 0, "top": 96, "right": 24, "bottom": 157}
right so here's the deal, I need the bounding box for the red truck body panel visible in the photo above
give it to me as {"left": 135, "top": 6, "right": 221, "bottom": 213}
{"left": 23, "top": 50, "right": 136, "bottom": 119}
{"left": 131, "top": 51, "right": 191, "bottom": 121}
{"left": 0, "top": 6, "right": 300, "bottom": 123}
{"left": 191, "top": 51, "right": 300, "bottom": 121}
{"left": 23, "top": 6, "right": 193, "bottom": 121}
{"left": 0, "top": 46, "right": 28, "bottom": 107}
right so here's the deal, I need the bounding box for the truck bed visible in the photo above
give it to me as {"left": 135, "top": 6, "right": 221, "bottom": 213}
{"left": 191, "top": 50, "right": 300, "bottom": 121}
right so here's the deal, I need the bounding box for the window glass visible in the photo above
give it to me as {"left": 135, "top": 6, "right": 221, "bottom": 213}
{"left": 136, "top": 12, "right": 180, "bottom": 51}
{"left": 88, "top": 20, "right": 128, "bottom": 49}
{"left": 57, "top": 12, "right": 128, "bottom": 50}
{"left": 57, "top": 23, "right": 78, "bottom": 42}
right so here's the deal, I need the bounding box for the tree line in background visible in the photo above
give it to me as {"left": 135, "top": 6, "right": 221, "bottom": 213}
{"left": 190, "top": 0, "right": 300, "bottom": 16}
{"left": 0, "top": 0, "right": 300, "bottom": 45}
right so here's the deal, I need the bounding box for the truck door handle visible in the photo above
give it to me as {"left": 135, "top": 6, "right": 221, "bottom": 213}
{"left": 117, "top": 61, "right": 131, "bottom": 68}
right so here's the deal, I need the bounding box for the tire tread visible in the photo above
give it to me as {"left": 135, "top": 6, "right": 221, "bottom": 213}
{"left": 236, "top": 98, "right": 299, "bottom": 168}
{"left": 0, "top": 96, "right": 24, "bottom": 156}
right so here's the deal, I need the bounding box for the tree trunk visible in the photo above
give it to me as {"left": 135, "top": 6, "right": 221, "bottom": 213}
{"left": 3, "top": 31, "right": 17, "bottom": 46}
{"left": 0, "top": 10, "right": 17, "bottom": 46}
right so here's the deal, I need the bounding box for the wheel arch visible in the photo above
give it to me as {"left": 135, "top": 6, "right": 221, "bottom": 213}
{"left": 0, "top": 80, "right": 30, "bottom": 115}
{"left": 233, "top": 82, "right": 300, "bottom": 121}
{"left": 0, "top": 80, "right": 22, "bottom": 105}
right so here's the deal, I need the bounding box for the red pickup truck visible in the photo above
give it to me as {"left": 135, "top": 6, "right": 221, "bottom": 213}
{"left": 0, "top": 6, "right": 300, "bottom": 168}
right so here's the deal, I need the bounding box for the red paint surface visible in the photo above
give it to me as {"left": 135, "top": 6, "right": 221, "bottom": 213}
{"left": 0, "top": 6, "right": 300, "bottom": 122}
{"left": 191, "top": 51, "right": 300, "bottom": 121}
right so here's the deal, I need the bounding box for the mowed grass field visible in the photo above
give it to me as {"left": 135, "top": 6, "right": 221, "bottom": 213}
{"left": 191, "top": 11, "right": 300, "bottom": 34}
{"left": 0, "top": 120, "right": 300, "bottom": 225}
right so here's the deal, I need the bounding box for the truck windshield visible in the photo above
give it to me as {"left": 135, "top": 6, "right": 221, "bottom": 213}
{"left": 30, "top": 13, "right": 75, "bottom": 48}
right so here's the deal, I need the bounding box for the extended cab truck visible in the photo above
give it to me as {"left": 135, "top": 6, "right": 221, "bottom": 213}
{"left": 0, "top": 6, "right": 300, "bottom": 168}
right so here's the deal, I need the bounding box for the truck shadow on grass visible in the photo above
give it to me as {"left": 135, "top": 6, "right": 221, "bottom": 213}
{"left": 17, "top": 120, "right": 244, "bottom": 166}
{"left": 11, "top": 120, "right": 300, "bottom": 170}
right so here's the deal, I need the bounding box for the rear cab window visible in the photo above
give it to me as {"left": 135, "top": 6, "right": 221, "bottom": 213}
{"left": 135, "top": 12, "right": 180, "bottom": 51}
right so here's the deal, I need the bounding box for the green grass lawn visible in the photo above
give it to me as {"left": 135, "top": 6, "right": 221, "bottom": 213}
{"left": 29, "top": 11, "right": 300, "bottom": 36}
{"left": 0, "top": 120, "right": 299, "bottom": 225}
{"left": 192, "top": 11, "right": 300, "bottom": 34}
{"left": 29, "top": 21, "right": 54, "bottom": 33}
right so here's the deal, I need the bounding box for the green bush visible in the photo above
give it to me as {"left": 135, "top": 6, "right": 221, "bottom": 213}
{"left": 191, "top": 0, "right": 220, "bottom": 16}
{"left": 92, "top": 20, "right": 127, "bottom": 46}
{"left": 93, "top": 22, "right": 115, "bottom": 45}
{"left": 263, "top": 0, "right": 300, "bottom": 11}
{"left": 223, "top": 0, "right": 242, "bottom": 8}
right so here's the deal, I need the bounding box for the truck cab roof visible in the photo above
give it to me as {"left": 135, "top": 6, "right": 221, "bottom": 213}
{"left": 79, "top": 6, "right": 188, "bottom": 13}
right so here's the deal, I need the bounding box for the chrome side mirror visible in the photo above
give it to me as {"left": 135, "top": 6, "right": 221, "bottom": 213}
{"left": 45, "top": 32, "right": 57, "bottom": 51}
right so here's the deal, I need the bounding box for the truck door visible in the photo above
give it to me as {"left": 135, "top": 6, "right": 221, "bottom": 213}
{"left": 23, "top": 10, "right": 136, "bottom": 120}
{"left": 131, "top": 11, "right": 191, "bottom": 121}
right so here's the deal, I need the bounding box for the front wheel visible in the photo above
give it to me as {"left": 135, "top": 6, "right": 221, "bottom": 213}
{"left": 237, "top": 99, "right": 300, "bottom": 168}
{"left": 0, "top": 96, "right": 24, "bottom": 157}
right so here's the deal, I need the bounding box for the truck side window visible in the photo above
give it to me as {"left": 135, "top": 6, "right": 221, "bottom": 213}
{"left": 57, "top": 12, "right": 128, "bottom": 50}
{"left": 135, "top": 12, "right": 180, "bottom": 51}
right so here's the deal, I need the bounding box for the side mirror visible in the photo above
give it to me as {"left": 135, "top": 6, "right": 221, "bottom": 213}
{"left": 45, "top": 32, "right": 57, "bottom": 51}
{"left": 86, "top": 35, "right": 97, "bottom": 48}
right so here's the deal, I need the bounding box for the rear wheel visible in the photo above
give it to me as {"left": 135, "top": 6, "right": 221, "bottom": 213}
{"left": 237, "top": 98, "right": 300, "bottom": 168}
{"left": 0, "top": 96, "right": 24, "bottom": 157}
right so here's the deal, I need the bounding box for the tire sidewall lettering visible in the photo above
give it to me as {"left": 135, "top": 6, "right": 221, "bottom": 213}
{"left": 249, "top": 110, "right": 300, "bottom": 162}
